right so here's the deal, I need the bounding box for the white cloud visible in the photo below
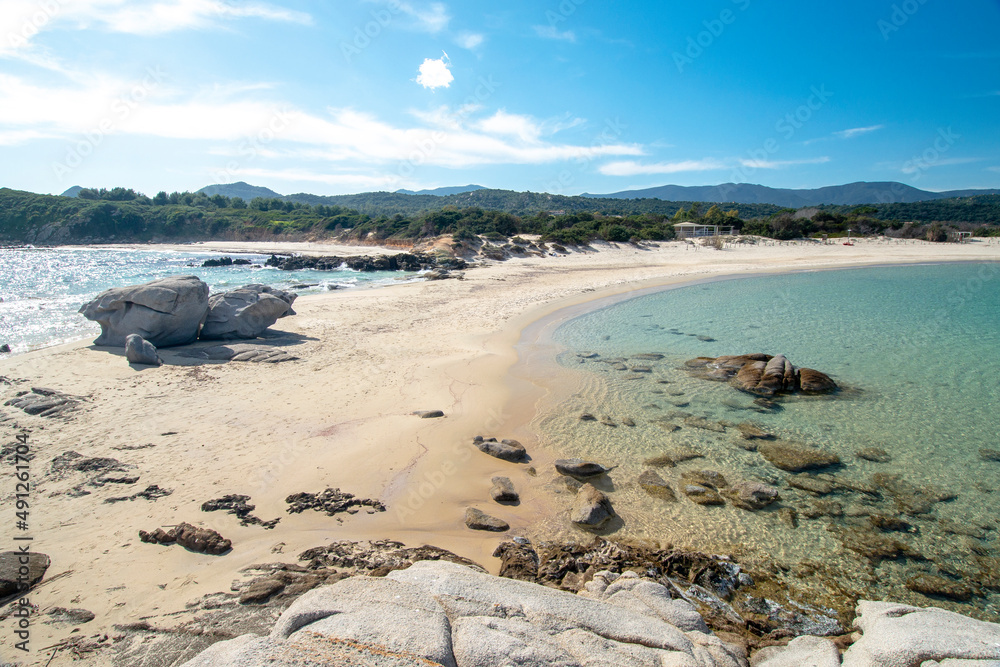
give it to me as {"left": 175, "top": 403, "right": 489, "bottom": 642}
{"left": 0, "top": 73, "right": 643, "bottom": 172}
{"left": 599, "top": 159, "right": 727, "bottom": 177}
{"left": 3, "top": 0, "right": 310, "bottom": 43}
{"left": 0, "top": 129, "right": 59, "bottom": 145}
{"left": 387, "top": 1, "right": 449, "bottom": 33}
{"left": 416, "top": 53, "right": 453, "bottom": 90}
{"left": 739, "top": 157, "right": 831, "bottom": 169}
{"left": 534, "top": 25, "right": 576, "bottom": 42}
{"left": 988, "top": 166, "right": 1000, "bottom": 173}
{"left": 96, "top": 0, "right": 312, "bottom": 34}
{"left": 457, "top": 32, "right": 484, "bottom": 49}
{"left": 476, "top": 110, "right": 541, "bottom": 143}
{"left": 834, "top": 125, "right": 885, "bottom": 139}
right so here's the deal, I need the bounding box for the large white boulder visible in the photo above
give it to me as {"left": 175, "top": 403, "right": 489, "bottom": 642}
{"left": 80, "top": 275, "right": 209, "bottom": 347}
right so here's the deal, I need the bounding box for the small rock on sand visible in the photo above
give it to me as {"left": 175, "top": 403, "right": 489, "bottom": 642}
{"left": 473, "top": 437, "right": 527, "bottom": 463}
{"left": 465, "top": 507, "right": 509, "bottom": 532}
{"left": 490, "top": 477, "right": 519, "bottom": 503}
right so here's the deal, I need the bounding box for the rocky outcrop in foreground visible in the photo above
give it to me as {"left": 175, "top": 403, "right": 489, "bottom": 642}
{"left": 181, "top": 560, "right": 746, "bottom": 666}
{"left": 178, "top": 558, "right": 1000, "bottom": 667}
{"left": 687, "top": 354, "right": 837, "bottom": 397}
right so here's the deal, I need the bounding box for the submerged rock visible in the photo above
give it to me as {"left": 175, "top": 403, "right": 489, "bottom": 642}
{"left": 798, "top": 368, "right": 837, "bottom": 393}
{"left": 570, "top": 483, "right": 615, "bottom": 528}
{"left": 736, "top": 422, "right": 774, "bottom": 440}
{"left": 723, "top": 481, "right": 779, "bottom": 511}
{"left": 644, "top": 446, "right": 703, "bottom": 468}
{"left": 856, "top": 447, "right": 892, "bottom": 463}
{"left": 905, "top": 574, "right": 973, "bottom": 601}
{"left": 555, "top": 458, "right": 611, "bottom": 479}
{"left": 637, "top": 470, "right": 677, "bottom": 501}
{"left": 872, "top": 473, "right": 955, "bottom": 516}
{"left": 787, "top": 474, "right": 834, "bottom": 495}
{"left": 683, "top": 484, "right": 725, "bottom": 506}
{"left": 980, "top": 448, "right": 1000, "bottom": 462}
{"left": 759, "top": 442, "right": 840, "bottom": 472}
{"left": 680, "top": 470, "right": 729, "bottom": 490}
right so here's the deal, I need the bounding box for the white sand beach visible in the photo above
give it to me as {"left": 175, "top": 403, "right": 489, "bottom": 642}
{"left": 2, "top": 237, "right": 999, "bottom": 664}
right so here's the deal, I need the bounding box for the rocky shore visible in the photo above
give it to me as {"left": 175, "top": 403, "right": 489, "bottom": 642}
{"left": 3, "top": 239, "right": 1000, "bottom": 665}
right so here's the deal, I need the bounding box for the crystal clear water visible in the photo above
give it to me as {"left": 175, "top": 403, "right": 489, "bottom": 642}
{"left": 0, "top": 247, "right": 418, "bottom": 355}
{"left": 531, "top": 262, "right": 1000, "bottom": 619}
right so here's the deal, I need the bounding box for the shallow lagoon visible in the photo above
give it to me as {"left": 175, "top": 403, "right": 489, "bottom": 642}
{"left": 530, "top": 262, "right": 1000, "bottom": 620}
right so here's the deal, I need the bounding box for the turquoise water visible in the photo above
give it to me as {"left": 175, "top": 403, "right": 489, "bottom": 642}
{"left": 0, "top": 247, "right": 417, "bottom": 355}
{"left": 533, "top": 262, "right": 1000, "bottom": 619}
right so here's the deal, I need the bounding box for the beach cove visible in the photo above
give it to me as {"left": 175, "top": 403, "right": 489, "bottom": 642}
{"left": 2, "top": 237, "right": 1000, "bottom": 664}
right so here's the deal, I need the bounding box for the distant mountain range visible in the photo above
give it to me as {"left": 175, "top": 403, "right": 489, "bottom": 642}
{"left": 197, "top": 182, "right": 283, "bottom": 200}
{"left": 582, "top": 181, "right": 999, "bottom": 207}
{"left": 394, "top": 185, "right": 486, "bottom": 196}
{"left": 191, "top": 180, "right": 997, "bottom": 208}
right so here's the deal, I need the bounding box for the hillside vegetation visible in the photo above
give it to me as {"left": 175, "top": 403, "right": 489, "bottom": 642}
{"left": 1, "top": 186, "right": 997, "bottom": 246}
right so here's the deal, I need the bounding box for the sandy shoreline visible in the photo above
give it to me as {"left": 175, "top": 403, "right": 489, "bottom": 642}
{"left": 2, "top": 237, "right": 1000, "bottom": 664}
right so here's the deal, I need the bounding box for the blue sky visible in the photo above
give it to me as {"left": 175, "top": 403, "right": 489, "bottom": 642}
{"left": 1, "top": 0, "right": 998, "bottom": 197}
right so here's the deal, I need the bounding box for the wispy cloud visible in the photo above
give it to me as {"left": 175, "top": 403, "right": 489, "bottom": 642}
{"left": 988, "top": 166, "right": 1000, "bottom": 173}
{"left": 599, "top": 159, "right": 726, "bottom": 177}
{"left": 900, "top": 157, "right": 984, "bottom": 175}
{"left": 739, "top": 157, "right": 831, "bottom": 169}
{"left": 834, "top": 125, "right": 885, "bottom": 139}
{"left": 0, "top": 72, "right": 642, "bottom": 173}
{"left": 392, "top": 1, "right": 450, "bottom": 33}
{"left": 534, "top": 25, "right": 576, "bottom": 42}
{"left": 602, "top": 156, "right": 830, "bottom": 176}
{"left": 457, "top": 32, "right": 484, "bottom": 49}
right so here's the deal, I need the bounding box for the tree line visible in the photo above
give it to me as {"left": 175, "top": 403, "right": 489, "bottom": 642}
{"left": 1, "top": 187, "right": 996, "bottom": 246}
